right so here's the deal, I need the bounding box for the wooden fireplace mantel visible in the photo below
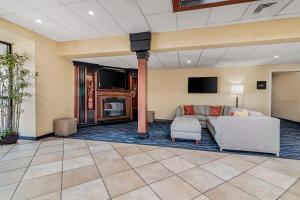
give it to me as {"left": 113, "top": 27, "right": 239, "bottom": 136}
{"left": 97, "top": 89, "right": 132, "bottom": 121}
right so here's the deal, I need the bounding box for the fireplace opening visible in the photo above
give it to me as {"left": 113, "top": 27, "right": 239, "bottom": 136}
{"left": 103, "top": 97, "right": 126, "bottom": 117}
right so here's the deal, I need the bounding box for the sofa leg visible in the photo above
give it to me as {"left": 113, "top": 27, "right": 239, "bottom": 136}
{"left": 195, "top": 140, "right": 200, "bottom": 144}
{"left": 220, "top": 148, "right": 223, "bottom": 152}
{"left": 276, "top": 152, "right": 280, "bottom": 157}
{"left": 171, "top": 138, "right": 175, "bottom": 142}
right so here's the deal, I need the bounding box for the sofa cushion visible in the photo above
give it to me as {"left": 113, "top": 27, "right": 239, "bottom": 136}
{"left": 222, "top": 106, "right": 233, "bottom": 116}
{"left": 182, "top": 115, "right": 207, "bottom": 121}
{"left": 183, "top": 105, "right": 194, "bottom": 115}
{"left": 207, "top": 116, "right": 218, "bottom": 128}
{"left": 248, "top": 110, "right": 264, "bottom": 116}
{"left": 230, "top": 110, "right": 249, "bottom": 117}
{"left": 209, "top": 106, "right": 223, "bottom": 116}
{"left": 193, "top": 105, "right": 206, "bottom": 115}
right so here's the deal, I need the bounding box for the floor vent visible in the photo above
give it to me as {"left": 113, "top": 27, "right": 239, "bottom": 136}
{"left": 253, "top": 2, "right": 277, "bottom": 14}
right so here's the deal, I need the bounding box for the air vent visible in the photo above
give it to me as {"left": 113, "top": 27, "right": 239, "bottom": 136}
{"left": 253, "top": 2, "right": 277, "bottom": 14}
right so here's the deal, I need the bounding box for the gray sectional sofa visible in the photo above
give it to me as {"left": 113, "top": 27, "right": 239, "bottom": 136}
{"left": 175, "top": 105, "right": 280, "bottom": 156}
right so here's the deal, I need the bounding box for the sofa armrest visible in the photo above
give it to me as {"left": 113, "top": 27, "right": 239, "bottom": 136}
{"left": 215, "top": 116, "right": 280, "bottom": 155}
{"left": 175, "top": 106, "right": 182, "bottom": 118}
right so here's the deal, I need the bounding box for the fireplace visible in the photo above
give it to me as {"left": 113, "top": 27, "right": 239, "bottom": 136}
{"left": 97, "top": 90, "right": 132, "bottom": 121}
{"left": 103, "top": 97, "right": 126, "bottom": 117}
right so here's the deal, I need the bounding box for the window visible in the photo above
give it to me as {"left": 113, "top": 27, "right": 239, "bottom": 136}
{"left": 0, "top": 41, "right": 11, "bottom": 100}
{"left": 0, "top": 41, "right": 11, "bottom": 55}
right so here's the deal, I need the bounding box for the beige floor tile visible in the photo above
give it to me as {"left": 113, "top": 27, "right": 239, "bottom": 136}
{"left": 279, "top": 192, "right": 300, "bottom": 200}
{"left": 136, "top": 145, "right": 160, "bottom": 152}
{"left": 63, "top": 155, "right": 94, "bottom": 171}
{"left": 0, "top": 183, "right": 18, "bottom": 200}
{"left": 64, "top": 141, "right": 87, "bottom": 151}
{"left": 199, "top": 151, "right": 228, "bottom": 159}
{"left": 229, "top": 173, "right": 284, "bottom": 200}
{"left": 206, "top": 183, "right": 257, "bottom": 200}
{"left": 160, "top": 156, "right": 195, "bottom": 173}
{"left": 97, "top": 158, "right": 131, "bottom": 177}
{"left": 201, "top": 160, "right": 240, "bottom": 181}
{"left": 63, "top": 138, "right": 81, "bottom": 144}
{"left": 112, "top": 186, "right": 160, "bottom": 200}
{"left": 63, "top": 147, "right": 90, "bottom": 160}
{"left": 93, "top": 149, "right": 121, "bottom": 163}
{"left": 31, "top": 152, "right": 63, "bottom": 166}
{"left": 62, "top": 179, "right": 109, "bottom": 200}
{"left": 248, "top": 166, "right": 296, "bottom": 190}
{"left": 0, "top": 153, "right": 4, "bottom": 159}
{"left": 62, "top": 165, "right": 100, "bottom": 189}
{"left": 178, "top": 167, "right": 224, "bottom": 193}
{"left": 194, "top": 195, "right": 211, "bottom": 200}
{"left": 150, "top": 175, "right": 200, "bottom": 200}
{"left": 235, "top": 154, "right": 270, "bottom": 164}
{"left": 23, "top": 161, "right": 62, "bottom": 181}
{"left": 0, "top": 157, "right": 31, "bottom": 172}
{"left": 89, "top": 143, "right": 113, "bottom": 154}
{"left": 39, "top": 139, "right": 63, "bottom": 148}
{"left": 217, "top": 155, "right": 256, "bottom": 172}
{"left": 30, "top": 191, "right": 61, "bottom": 200}
{"left": 0, "top": 145, "right": 14, "bottom": 154}
{"left": 0, "top": 168, "right": 27, "bottom": 187}
{"left": 147, "top": 148, "right": 175, "bottom": 161}
{"left": 116, "top": 146, "right": 143, "bottom": 157}
{"left": 111, "top": 142, "right": 134, "bottom": 149}
{"left": 103, "top": 169, "right": 145, "bottom": 197}
{"left": 165, "top": 147, "right": 193, "bottom": 155}
{"left": 289, "top": 180, "right": 300, "bottom": 197}
{"left": 135, "top": 162, "right": 173, "bottom": 184}
{"left": 10, "top": 143, "right": 40, "bottom": 152}
{"left": 262, "top": 159, "right": 300, "bottom": 179}
{"left": 12, "top": 173, "right": 61, "bottom": 200}
{"left": 124, "top": 153, "right": 155, "bottom": 168}
{"left": 86, "top": 140, "right": 108, "bottom": 146}
{"left": 36, "top": 145, "right": 63, "bottom": 156}
{"left": 2, "top": 149, "right": 36, "bottom": 161}
{"left": 275, "top": 158, "right": 300, "bottom": 168}
{"left": 180, "top": 151, "right": 215, "bottom": 166}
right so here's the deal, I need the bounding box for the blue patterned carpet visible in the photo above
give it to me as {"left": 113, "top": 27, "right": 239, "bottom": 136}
{"left": 70, "top": 119, "right": 300, "bottom": 160}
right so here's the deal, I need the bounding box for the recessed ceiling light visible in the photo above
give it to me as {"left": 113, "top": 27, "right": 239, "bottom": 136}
{"left": 274, "top": 55, "right": 279, "bottom": 59}
{"left": 35, "top": 19, "right": 42, "bottom": 24}
{"left": 187, "top": 60, "right": 192, "bottom": 64}
{"left": 88, "top": 11, "right": 95, "bottom": 16}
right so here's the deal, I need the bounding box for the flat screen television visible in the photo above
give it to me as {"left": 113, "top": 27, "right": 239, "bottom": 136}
{"left": 98, "top": 69, "right": 127, "bottom": 89}
{"left": 188, "top": 77, "right": 218, "bottom": 93}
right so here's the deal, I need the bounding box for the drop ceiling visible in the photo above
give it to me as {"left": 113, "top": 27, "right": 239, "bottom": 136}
{"left": 74, "top": 42, "right": 300, "bottom": 70}
{"left": 0, "top": 0, "right": 299, "bottom": 41}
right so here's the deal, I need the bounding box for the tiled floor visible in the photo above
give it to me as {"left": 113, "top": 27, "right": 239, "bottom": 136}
{"left": 1, "top": 138, "right": 300, "bottom": 200}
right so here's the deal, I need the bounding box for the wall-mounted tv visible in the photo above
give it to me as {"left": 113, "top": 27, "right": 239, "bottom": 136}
{"left": 188, "top": 77, "right": 218, "bottom": 93}
{"left": 98, "top": 68, "right": 127, "bottom": 89}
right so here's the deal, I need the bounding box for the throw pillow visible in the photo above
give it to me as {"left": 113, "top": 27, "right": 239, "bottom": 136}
{"left": 183, "top": 105, "right": 195, "bottom": 115}
{"left": 209, "top": 106, "right": 222, "bottom": 116}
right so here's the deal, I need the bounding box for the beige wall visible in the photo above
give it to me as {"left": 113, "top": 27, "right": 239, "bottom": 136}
{"left": 0, "top": 19, "right": 74, "bottom": 137}
{"left": 148, "top": 65, "right": 300, "bottom": 120}
{"left": 272, "top": 71, "right": 300, "bottom": 122}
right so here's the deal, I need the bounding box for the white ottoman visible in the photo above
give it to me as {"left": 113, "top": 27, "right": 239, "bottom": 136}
{"left": 171, "top": 117, "right": 202, "bottom": 144}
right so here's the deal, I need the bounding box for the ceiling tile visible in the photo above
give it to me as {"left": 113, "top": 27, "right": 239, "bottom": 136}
{"left": 221, "top": 45, "right": 257, "bottom": 60}
{"left": 98, "top": 0, "right": 142, "bottom": 20}
{"left": 60, "top": 0, "right": 87, "bottom": 3}
{"left": 35, "top": 24, "right": 81, "bottom": 41}
{"left": 67, "top": 23, "right": 103, "bottom": 39}
{"left": 208, "top": 3, "right": 250, "bottom": 24}
{"left": 2, "top": 14, "right": 38, "bottom": 30}
{"left": 242, "top": 0, "right": 292, "bottom": 20}
{"left": 156, "top": 51, "right": 179, "bottom": 68}
{"left": 148, "top": 54, "right": 163, "bottom": 68}
{"left": 279, "top": 0, "right": 300, "bottom": 15}
{"left": 20, "top": 0, "right": 61, "bottom": 9}
{"left": 118, "top": 55, "right": 137, "bottom": 68}
{"left": 177, "top": 9, "right": 210, "bottom": 30}
{"left": 67, "top": 0, "right": 111, "bottom": 23}
{"left": 0, "top": 0, "right": 30, "bottom": 14}
{"left": 80, "top": 56, "right": 131, "bottom": 68}
{"left": 91, "top": 19, "right": 126, "bottom": 36}
{"left": 179, "top": 50, "right": 202, "bottom": 68}
{"left": 248, "top": 43, "right": 289, "bottom": 58}
{"left": 198, "top": 48, "right": 228, "bottom": 67}
{"left": 39, "top": 5, "right": 85, "bottom": 26}
{"left": 136, "top": 0, "right": 171, "bottom": 15}
{"left": 146, "top": 12, "right": 177, "bottom": 32}
{"left": 118, "top": 16, "right": 150, "bottom": 33}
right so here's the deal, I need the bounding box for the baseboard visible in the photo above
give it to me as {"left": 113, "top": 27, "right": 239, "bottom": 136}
{"left": 154, "top": 119, "right": 173, "bottom": 123}
{"left": 19, "top": 132, "right": 54, "bottom": 141}
{"left": 273, "top": 117, "right": 300, "bottom": 125}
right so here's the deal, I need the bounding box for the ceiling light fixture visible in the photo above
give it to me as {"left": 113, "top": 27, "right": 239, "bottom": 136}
{"left": 187, "top": 60, "right": 192, "bottom": 64}
{"left": 274, "top": 55, "right": 279, "bottom": 59}
{"left": 35, "top": 19, "right": 42, "bottom": 24}
{"left": 88, "top": 11, "right": 95, "bottom": 16}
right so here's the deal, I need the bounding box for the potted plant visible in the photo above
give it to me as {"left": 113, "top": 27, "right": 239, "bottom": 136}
{"left": 0, "top": 52, "right": 37, "bottom": 145}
